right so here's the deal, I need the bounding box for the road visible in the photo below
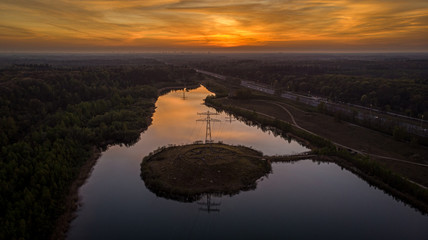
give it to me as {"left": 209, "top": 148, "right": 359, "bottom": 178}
{"left": 195, "top": 68, "right": 428, "bottom": 137}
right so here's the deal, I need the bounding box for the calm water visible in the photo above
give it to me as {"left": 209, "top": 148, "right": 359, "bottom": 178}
{"left": 68, "top": 86, "right": 427, "bottom": 240}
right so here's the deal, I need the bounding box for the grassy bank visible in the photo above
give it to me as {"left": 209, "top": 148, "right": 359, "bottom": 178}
{"left": 205, "top": 95, "right": 428, "bottom": 214}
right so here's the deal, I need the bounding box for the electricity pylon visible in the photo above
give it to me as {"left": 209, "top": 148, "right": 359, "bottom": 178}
{"left": 182, "top": 87, "right": 187, "bottom": 100}
{"left": 197, "top": 110, "right": 220, "bottom": 143}
{"left": 182, "top": 80, "right": 187, "bottom": 100}
{"left": 198, "top": 194, "right": 221, "bottom": 213}
{"left": 225, "top": 113, "right": 236, "bottom": 124}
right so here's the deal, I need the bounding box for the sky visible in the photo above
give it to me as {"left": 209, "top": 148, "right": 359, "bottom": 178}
{"left": 0, "top": 0, "right": 427, "bottom": 52}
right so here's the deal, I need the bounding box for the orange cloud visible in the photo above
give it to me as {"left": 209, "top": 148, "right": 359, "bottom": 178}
{"left": 0, "top": 0, "right": 427, "bottom": 51}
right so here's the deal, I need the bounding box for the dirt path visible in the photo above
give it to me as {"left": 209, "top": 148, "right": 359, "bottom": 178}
{"left": 214, "top": 97, "right": 428, "bottom": 187}
{"left": 262, "top": 100, "right": 428, "bottom": 168}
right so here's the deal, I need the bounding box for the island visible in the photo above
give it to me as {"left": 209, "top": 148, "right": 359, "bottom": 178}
{"left": 140, "top": 143, "right": 272, "bottom": 202}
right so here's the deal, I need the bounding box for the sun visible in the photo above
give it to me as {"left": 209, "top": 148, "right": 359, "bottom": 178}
{"left": 197, "top": 16, "right": 264, "bottom": 47}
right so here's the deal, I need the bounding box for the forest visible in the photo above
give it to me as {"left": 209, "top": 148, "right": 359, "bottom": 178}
{"left": 161, "top": 53, "right": 428, "bottom": 118}
{"left": 0, "top": 57, "right": 198, "bottom": 240}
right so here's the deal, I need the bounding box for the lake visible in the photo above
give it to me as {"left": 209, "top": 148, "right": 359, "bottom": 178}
{"left": 67, "top": 86, "right": 427, "bottom": 240}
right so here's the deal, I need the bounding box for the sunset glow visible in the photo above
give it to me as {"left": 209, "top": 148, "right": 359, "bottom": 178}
{"left": 1, "top": 0, "right": 427, "bottom": 52}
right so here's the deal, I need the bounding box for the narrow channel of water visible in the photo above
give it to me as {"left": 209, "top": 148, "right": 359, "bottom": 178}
{"left": 68, "top": 86, "right": 427, "bottom": 240}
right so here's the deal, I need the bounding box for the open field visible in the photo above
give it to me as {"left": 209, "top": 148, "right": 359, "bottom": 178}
{"left": 214, "top": 97, "right": 428, "bottom": 187}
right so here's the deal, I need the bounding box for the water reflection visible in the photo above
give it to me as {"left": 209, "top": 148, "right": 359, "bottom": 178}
{"left": 198, "top": 194, "right": 221, "bottom": 213}
{"left": 151, "top": 86, "right": 308, "bottom": 155}
{"left": 140, "top": 142, "right": 272, "bottom": 203}
{"left": 68, "top": 86, "right": 428, "bottom": 240}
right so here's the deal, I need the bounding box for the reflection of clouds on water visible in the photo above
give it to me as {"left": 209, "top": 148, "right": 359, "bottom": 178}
{"left": 148, "top": 85, "right": 308, "bottom": 156}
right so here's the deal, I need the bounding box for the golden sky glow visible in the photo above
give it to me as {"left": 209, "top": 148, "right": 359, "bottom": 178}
{"left": 0, "top": 0, "right": 427, "bottom": 52}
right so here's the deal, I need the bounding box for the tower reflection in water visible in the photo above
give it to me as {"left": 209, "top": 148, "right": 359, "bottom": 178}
{"left": 198, "top": 194, "right": 221, "bottom": 213}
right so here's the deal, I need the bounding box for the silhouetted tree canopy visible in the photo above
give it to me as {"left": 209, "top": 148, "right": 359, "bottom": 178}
{"left": 0, "top": 59, "right": 199, "bottom": 240}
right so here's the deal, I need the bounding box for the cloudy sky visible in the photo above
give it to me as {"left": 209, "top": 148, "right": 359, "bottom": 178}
{"left": 1, "top": 0, "right": 427, "bottom": 52}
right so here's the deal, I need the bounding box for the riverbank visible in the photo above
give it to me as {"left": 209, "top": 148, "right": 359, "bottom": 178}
{"left": 0, "top": 59, "right": 209, "bottom": 239}
{"left": 52, "top": 98, "right": 159, "bottom": 240}
{"left": 157, "top": 83, "right": 201, "bottom": 95}
{"left": 50, "top": 83, "right": 188, "bottom": 239}
{"left": 51, "top": 147, "right": 101, "bottom": 240}
{"left": 54, "top": 84, "right": 203, "bottom": 239}
{"left": 223, "top": 98, "right": 428, "bottom": 170}
{"left": 204, "top": 95, "right": 428, "bottom": 214}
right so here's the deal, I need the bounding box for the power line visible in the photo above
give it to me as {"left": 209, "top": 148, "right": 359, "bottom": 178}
{"left": 197, "top": 194, "right": 221, "bottom": 213}
{"left": 225, "top": 113, "right": 236, "bottom": 124}
{"left": 196, "top": 110, "right": 220, "bottom": 143}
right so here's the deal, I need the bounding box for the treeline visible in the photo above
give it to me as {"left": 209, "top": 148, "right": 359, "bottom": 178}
{"left": 0, "top": 62, "right": 199, "bottom": 239}
{"left": 188, "top": 55, "right": 428, "bottom": 117}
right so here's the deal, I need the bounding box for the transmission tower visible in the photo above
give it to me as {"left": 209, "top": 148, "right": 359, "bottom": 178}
{"left": 198, "top": 194, "right": 221, "bottom": 213}
{"left": 182, "top": 79, "right": 187, "bottom": 100}
{"left": 182, "top": 87, "right": 187, "bottom": 100}
{"left": 225, "top": 113, "right": 236, "bottom": 124}
{"left": 197, "top": 110, "right": 220, "bottom": 143}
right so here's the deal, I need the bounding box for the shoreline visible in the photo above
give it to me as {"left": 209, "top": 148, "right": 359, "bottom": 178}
{"left": 50, "top": 147, "right": 101, "bottom": 240}
{"left": 141, "top": 143, "right": 270, "bottom": 202}
{"left": 51, "top": 91, "right": 159, "bottom": 239}
{"left": 50, "top": 89, "right": 160, "bottom": 240}
{"left": 317, "top": 155, "right": 428, "bottom": 214}
{"left": 204, "top": 96, "right": 428, "bottom": 214}
{"left": 157, "top": 83, "right": 201, "bottom": 95}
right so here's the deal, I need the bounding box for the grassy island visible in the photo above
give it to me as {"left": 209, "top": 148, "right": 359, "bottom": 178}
{"left": 140, "top": 143, "right": 271, "bottom": 202}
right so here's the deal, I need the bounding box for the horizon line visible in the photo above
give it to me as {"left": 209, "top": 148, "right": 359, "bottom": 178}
{"left": 1, "top": 50, "right": 428, "bottom": 55}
